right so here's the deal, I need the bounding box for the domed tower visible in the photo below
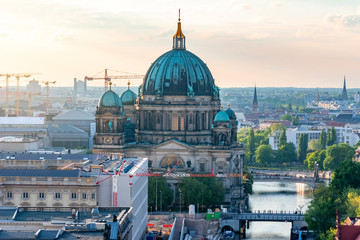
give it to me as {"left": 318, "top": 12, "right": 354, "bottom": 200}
{"left": 93, "top": 83, "right": 126, "bottom": 149}
{"left": 212, "top": 107, "right": 232, "bottom": 146}
{"left": 137, "top": 11, "right": 221, "bottom": 145}
{"left": 121, "top": 81, "right": 137, "bottom": 123}
{"left": 225, "top": 104, "right": 238, "bottom": 144}
{"left": 121, "top": 81, "right": 137, "bottom": 143}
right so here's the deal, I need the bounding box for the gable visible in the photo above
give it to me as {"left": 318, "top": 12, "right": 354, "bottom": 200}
{"left": 149, "top": 140, "right": 196, "bottom": 151}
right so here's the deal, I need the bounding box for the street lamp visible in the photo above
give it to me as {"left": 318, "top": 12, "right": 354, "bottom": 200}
{"left": 179, "top": 189, "right": 182, "bottom": 214}
{"left": 160, "top": 190, "right": 162, "bottom": 212}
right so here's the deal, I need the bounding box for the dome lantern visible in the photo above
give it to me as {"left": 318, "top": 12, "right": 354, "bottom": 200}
{"left": 173, "top": 9, "right": 186, "bottom": 50}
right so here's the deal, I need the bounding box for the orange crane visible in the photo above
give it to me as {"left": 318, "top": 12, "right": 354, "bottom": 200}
{"left": 0, "top": 73, "right": 40, "bottom": 116}
{"left": 84, "top": 69, "right": 144, "bottom": 92}
{"left": 0, "top": 91, "right": 41, "bottom": 116}
{"left": 41, "top": 81, "right": 56, "bottom": 114}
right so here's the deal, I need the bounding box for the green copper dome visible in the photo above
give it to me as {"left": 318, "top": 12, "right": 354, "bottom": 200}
{"left": 98, "top": 90, "right": 123, "bottom": 108}
{"left": 214, "top": 110, "right": 230, "bottom": 122}
{"left": 121, "top": 89, "right": 137, "bottom": 105}
{"left": 225, "top": 108, "right": 236, "bottom": 120}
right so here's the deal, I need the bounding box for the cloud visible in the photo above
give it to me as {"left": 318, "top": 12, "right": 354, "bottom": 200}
{"left": 51, "top": 30, "right": 74, "bottom": 41}
{"left": 245, "top": 33, "right": 270, "bottom": 40}
{"left": 326, "top": 14, "right": 360, "bottom": 28}
{"left": 270, "top": 2, "right": 283, "bottom": 8}
{"left": 240, "top": 4, "right": 253, "bottom": 11}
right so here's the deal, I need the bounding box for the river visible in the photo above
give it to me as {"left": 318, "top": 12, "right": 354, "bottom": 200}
{"left": 246, "top": 182, "right": 313, "bottom": 239}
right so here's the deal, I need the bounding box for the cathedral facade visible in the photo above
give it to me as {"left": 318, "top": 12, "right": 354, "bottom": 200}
{"left": 93, "top": 15, "right": 244, "bottom": 176}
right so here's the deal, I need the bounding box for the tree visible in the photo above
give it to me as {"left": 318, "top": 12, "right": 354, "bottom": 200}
{"left": 308, "top": 140, "right": 322, "bottom": 151}
{"left": 243, "top": 168, "right": 254, "bottom": 195}
{"left": 304, "top": 150, "right": 326, "bottom": 170}
{"left": 281, "top": 114, "right": 292, "bottom": 121}
{"left": 320, "top": 129, "right": 327, "bottom": 150}
{"left": 249, "top": 128, "right": 256, "bottom": 161}
{"left": 287, "top": 103, "right": 292, "bottom": 111}
{"left": 180, "top": 177, "right": 225, "bottom": 208}
{"left": 148, "top": 177, "right": 173, "bottom": 211}
{"left": 270, "top": 123, "right": 285, "bottom": 132}
{"left": 292, "top": 116, "right": 299, "bottom": 126}
{"left": 331, "top": 127, "right": 337, "bottom": 145}
{"left": 255, "top": 144, "right": 273, "bottom": 167}
{"left": 305, "top": 187, "right": 338, "bottom": 234}
{"left": 330, "top": 160, "right": 360, "bottom": 193}
{"left": 279, "top": 128, "right": 287, "bottom": 146}
{"left": 298, "top": 134, "right": 308, "bottom": 162}
{"left": 276, "top": 142, "right": 297, "bottom": 164}
{"left": 323, "top": 144, "right": 355, "bottom": 170}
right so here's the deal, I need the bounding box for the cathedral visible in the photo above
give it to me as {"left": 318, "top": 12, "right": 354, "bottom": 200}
{"left": 93, "top": 13, "right": 244, "bottom": 176}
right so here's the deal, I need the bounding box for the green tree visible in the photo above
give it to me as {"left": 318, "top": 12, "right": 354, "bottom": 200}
{"left": 323, "top": 144, "right": 355, "bottom": 170}
{"left": 304, "top": 150, "right": 326, "bottom": 170}
{"left": 243, "top": 168, "right": 254, "bottom": 195}
{"left": 249, "top": 128, "right": 256, "bottom": 161}
{"left": 320, "top": 129, "right": 327, "bottom": 150}
{"left": 346, "top": 190, "right": 360, "bottom": 217}
{"left": 292, "top": 116, "right": 299, "bottom": 126}
{"left": 279, "top": 128, "right": 287, "bottom": 146}
{"left": 276, "top": 142, "right": 297, "bottom": 164}
{"left": 281, "top": 114, "right": 292, "bottom": 121}
{"left": 331, "top": 127, "right": 337, "bottom": 145}
{"left": 270, "top": 123, "right": 285, "bottom": 132}
{"left": 305, "top": 187, "right": 338, "bottom": 235}
{"left": 148, "top": 177, "right": 173, "bottom": 211}
{"left": 308, "top": 140, "right": 322, "bottom": 151}
{"left": 330, "top": 160, "right": 360, "bottom": 194}
{"left": 255, "top": 144, "right": 273, "bottom": 167}
{"left": 287, "top": 103, "right": 292, "bottom": 111}
{"left": 180, "top": 177, "right": 225, "bottom": 208}
{"left": 298, "top": 134, "right": 308, "bottom": 162}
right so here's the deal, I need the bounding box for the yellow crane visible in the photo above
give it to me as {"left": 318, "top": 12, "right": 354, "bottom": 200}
{"left": 0, "top": 91, "right": 41, "bottom": 116}
{"left": 0, "top": 73, "right": 40, "bottom": 116}
{"left": 41, "top": 81, "right": 56, "bottom": 114}
{"left": 84, "top": 69, "right": 144, "bottom": 92}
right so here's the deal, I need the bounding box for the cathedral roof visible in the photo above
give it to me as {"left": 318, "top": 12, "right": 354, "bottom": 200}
{"left": 225, "top": 105, "right": 236, "bottom": 120}
{"left": 97, "top": 89, "right": 122, "bottom": 108}
{"left": 142, "top": 11, "right": 217, "bottom": 97}
{"left": 121, "top": 89, "right": 137, "bottom": 105}
{"left": 214, "top": 110, "right": 230, "bottom": 122}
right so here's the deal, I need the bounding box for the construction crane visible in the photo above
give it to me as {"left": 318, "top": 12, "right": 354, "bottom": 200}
{"left": 84, "top": 69, "right": 144, "bottom": 92}
{"left": 41, "top": 81, "right": 56, "bottom": 114}
{"left": 0, "top": 91, "right": 41, "bottom": 116}
{"left": 0, "top": 73, "right": 40, "bottom": 116}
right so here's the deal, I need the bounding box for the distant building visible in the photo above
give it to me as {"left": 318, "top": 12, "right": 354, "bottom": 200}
{"left": 0, "top": 136, "right": 40, "bottom": 152}
{"left": 26, "top": 79, "right": 41, "bottom": 93}
{"left": 342, "top": 76, "right": 348, "bottom": 101}
{"left": 252, "top": 85, "right": 258, "bottom": 111}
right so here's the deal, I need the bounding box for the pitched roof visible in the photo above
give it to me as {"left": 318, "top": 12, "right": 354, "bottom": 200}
{"left": 53, "top": 109, "right": 95, "bottom": 121}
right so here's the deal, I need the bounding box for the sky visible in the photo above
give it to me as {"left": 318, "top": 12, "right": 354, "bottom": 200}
{"left": 0, "top": 0, "right": 360, "bottom": 88}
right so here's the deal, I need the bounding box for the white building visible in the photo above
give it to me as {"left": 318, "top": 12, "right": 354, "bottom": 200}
{"left": 269, "top": 125, "right": 360, "bottom": 150}
{"left": 96, "top": 157, "right": 148, "bottom": 240}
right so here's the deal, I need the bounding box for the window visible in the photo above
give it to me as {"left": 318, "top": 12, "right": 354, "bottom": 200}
{"left": 6, "top": 192, "right": 13, "bottom": 199}
{"left": 54, "top": 192, "right": 61, "bottom": 200}
{"left": 38, "top": 192, "right": 45, "bottom": 200}
{"left": 200, "top": 163, "right": 205, "bottom": 172}
{"left": 91, "top": 193, "right": 96, "bottom": 200}
{"left": 82, "top": 193, "right": 87, "bottom": 200}
{"left": 22, "top": 192, "right": 29, "bottom": 199}
{"left": 71, "top": 193, "right": 77, "bottom": 200}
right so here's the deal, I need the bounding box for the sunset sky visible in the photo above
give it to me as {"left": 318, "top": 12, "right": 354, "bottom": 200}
{"left": 0, "top": 0, "right": 360, "bottom": 88}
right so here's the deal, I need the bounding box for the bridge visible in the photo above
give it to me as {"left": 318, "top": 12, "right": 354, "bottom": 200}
{"left": 252, "top": 174, "right": 328, "bottom": 186}
{"left": 221, "top": 211, "right": 308, "bottom": 238}
{"left": 222, "top": 211, "right": 304, "bottom": 222}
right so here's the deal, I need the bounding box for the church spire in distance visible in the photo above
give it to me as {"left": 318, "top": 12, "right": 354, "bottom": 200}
{"left": 252, "top": 85, "right": 258, "bottom": 111}
{"left": 173, "top": 9, "right": 186, "bottom": 50}
{"left": 342, "top": 76, "right": 348, "bottom": 100}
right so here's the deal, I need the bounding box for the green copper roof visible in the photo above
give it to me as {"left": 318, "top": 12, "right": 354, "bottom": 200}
{"left": 214, "top": 110, "right": 230, "bottom": 122}
{"left": 98, "top": 90, "right": 122, "bottom": 108}
{"left": 121, "top": 89, "right": 137, "bottom": 105}
{"left": 225, "top": 108, "right": 236, "bottom": 120}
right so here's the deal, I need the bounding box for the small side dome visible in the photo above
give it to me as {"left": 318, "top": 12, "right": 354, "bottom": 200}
{"left": 214, "top": 110, "right": 230, "bottom": 123}
{"left": 98, "top": 90, "right": 122, "bottom": 108}
{"left": 225, "top": 107, "right": 236, "bottom": 120}
{"left": 121, "top": 89, "right": 137, "bottom": 105}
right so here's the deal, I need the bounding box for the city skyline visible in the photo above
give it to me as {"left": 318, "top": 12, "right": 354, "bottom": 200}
{"left": 0, "top": 0, "right": 360, "bottom": 88}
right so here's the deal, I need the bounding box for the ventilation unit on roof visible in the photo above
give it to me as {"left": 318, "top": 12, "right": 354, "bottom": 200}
{"left": 39, "top": 157, "right": 45, "bottom": 160}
